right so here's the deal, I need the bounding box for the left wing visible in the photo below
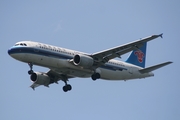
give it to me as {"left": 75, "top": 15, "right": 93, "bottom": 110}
{"left": 91, "top": 34, "right": 163, "bottom": 65}
{"left": 30, "top": 70, "right": 74, "bottom": 90}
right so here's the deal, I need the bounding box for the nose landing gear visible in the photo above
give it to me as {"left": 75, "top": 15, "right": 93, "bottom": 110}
{"left": 28, "top": 63, "right": 34, "bottom": 75}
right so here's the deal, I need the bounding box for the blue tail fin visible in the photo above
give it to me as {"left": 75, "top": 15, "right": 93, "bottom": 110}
{"left": 126, "top": 43, "right": 147, "bottom": 68}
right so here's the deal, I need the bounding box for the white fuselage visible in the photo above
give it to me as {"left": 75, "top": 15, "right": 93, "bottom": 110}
{"left": 8, "top": 41, "right": 153, "bottom": 81}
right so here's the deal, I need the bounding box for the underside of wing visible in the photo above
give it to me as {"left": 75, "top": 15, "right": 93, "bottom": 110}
{"left": 30, "top": 69, "right": 74, "bottom": 90}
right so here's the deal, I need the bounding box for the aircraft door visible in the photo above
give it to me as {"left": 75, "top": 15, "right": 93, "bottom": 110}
{"left": 128, "top": 67, "right": 133, "bottom": 74}
{"left": 128, "top": 67, "right": 133, "bottom": 79}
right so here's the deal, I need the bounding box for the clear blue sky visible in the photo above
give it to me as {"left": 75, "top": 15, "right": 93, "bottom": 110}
{"left": 1, "top": 1, "right": 179, "bottom": 120}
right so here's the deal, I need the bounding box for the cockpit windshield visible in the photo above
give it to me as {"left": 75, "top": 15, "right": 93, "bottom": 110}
{"left": 15, "top": 43, "right": 27, "bottom": 46}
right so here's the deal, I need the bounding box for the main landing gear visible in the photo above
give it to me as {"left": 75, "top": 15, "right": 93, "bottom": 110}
{"left": 28, "top": 63, "right": 34, "bottom": 75}
{"left": 62, "top": 75, "right": 72, "bottom": 92}
{"left": 27, "top": 63, "right": 72, "bottom": 92}
{"left": 63, "top": 84, "right": 72, "bottom": 92}
{"left": 91, "top": 73, "right": 101, "bottom": 80}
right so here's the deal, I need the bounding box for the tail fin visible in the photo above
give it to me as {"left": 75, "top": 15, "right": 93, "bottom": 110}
{"left": 126, "top": 42, "right": 147, "bottom": 68}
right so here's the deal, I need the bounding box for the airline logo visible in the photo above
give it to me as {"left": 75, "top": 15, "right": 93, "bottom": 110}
{"left": 134, "top": 50, "right": 144, "bottom": 63}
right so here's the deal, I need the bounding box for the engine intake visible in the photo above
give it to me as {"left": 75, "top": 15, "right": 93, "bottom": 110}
{"left": 73, "top": 54, "right": 94, "bottom": 68}
{"left": 30, "top": 72, "right": 50, "bottom": 86}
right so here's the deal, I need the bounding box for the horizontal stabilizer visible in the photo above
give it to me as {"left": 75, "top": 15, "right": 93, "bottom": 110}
{"left": 139, "top": 61, "right": 172, "bottom": 73}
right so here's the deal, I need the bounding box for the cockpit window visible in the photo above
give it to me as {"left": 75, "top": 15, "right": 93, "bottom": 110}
{"left": 14, "top": 43, "right": 27, "bottom": 46}
{"left": 15, "top": 44, "right": 19, "bottom": 46}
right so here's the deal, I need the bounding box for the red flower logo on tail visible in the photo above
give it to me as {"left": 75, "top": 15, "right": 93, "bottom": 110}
{"left": 134, "top": 50, "right": 144, "bottom": 63}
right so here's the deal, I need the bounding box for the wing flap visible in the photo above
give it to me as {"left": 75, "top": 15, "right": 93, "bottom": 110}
{"left": 139, "top": 61, "right": 172, "bottom": 73}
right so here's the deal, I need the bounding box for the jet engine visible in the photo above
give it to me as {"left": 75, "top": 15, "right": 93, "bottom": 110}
{"left": 30, "top": 72, "right": 50, "bottom": 86}
{"left": 73, "top": 54, "right": 94, "bottom": 68}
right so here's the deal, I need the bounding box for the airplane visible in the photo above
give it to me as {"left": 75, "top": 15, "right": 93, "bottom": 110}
{"left": 8, "top": 33, "right": 172, "bottom": 92}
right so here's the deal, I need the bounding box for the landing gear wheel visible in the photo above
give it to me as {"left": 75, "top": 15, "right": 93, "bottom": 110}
{"left": 62, "top": 75, "right": 72, "bottom": 92}
{"left": 91, "top": 74, "right": 97, "bottom": 80}
{"left": 96, "top": 73, "right": 100, "bottom": 79}
{"left": 62, "top": 84, "right": 72, "bottom": 92}
{"left": 91, "top": 73, "right": 101, "bottom": 81}
{"left": 28, "top": 70, "right": 34, "bottom": 75}
{"left": 63, "top": 86, "right": 68, "bottom": 92}
{"left": 67, "top": 84, "right": 72, "bottom": 91}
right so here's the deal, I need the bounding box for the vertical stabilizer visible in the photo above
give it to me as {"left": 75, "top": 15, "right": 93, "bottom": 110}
{"left": 126, "top": 43, "right": 147, "bottom": 68}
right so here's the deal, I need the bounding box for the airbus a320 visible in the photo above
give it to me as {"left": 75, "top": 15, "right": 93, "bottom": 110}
{"left": 8, "top": 34, "right": 172, "bottom": 92}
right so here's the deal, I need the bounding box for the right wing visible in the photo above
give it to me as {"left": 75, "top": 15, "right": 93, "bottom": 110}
{"left": 91, "top": 34, "right": 163, "bottom": 67}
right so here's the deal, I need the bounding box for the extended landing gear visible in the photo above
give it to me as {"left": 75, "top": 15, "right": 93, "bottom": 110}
{"left": 28, "top": 63, "right": 34, "bottom": 75}
{"left": 63, "top": 84, "right": 72, "bottom": 92}
{"left": 91, "top": 73, "right": 101, "bottom": 81}
{"left": 62, "top": 75, "right": 72, "bottom": 92}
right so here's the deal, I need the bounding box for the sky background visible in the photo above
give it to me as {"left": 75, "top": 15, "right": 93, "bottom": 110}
{"left": 1, "top": 0, "right": 179, "bottom": 120}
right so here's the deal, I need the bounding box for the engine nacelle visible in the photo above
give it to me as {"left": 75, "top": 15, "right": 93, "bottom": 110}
{"left": 30, "top": 72, "right": 50, "bottom": 86}
{"left": 73, "top": 54, "right": 94, "bottom": 68}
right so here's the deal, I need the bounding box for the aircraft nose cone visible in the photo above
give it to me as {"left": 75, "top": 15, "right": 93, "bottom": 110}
{"left": 8, "top": 48, "right": 12, "bottom": 55}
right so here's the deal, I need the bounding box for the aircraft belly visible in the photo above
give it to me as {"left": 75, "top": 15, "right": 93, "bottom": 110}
{"left": 100, "top": 68, "right": 129, "bottom": 80}
{"left": 10, "top": 53, "right": 27, "bottom": 62}
{"left": 20, "top": 53, "right": 93, "bottom": 77}
{"left": 52, "top": 68, "right": 92, "bottom": 78}
{"left": 13, "top": 53, "right": 152, "bottom": 79}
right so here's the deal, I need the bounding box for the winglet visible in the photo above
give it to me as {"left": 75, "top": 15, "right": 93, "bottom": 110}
{"left": 30, "top": 83, "right": 40, "bottom": 90}
{"left": 159, "top": 33, "right": 163, "bottom": 38}
{"left": 30, "top": 86, "right": 35, "bottom": 91}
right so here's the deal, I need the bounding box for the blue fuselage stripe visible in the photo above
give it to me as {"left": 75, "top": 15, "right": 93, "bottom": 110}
{"left": 8, "top": 47, "right": 126, "bottom": 71}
